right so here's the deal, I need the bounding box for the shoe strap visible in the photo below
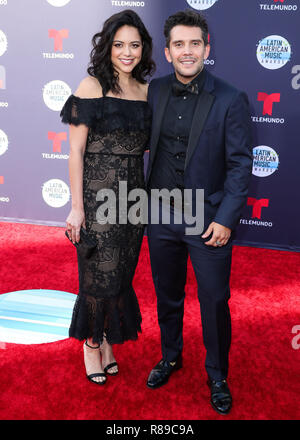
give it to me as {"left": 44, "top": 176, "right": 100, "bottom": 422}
{"left": 85, "top": 340, "right": 100, "bottom": 349}
{"left": 87, "top": 373, "right": 106, "bottom": 379}
{"left": 104, "top": 362, "right": 118, "bottom": 372}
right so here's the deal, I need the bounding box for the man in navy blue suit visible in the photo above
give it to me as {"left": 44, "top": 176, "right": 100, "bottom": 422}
{"left": 146, "top": 10, "right": 253, "bottom": 415}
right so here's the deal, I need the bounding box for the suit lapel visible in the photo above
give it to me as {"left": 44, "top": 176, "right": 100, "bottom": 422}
{"left": 149, "top": 79, "right": 172, "bottom": 167}
{"left": 184, "top": 74, "right": 215, "bottom": 171}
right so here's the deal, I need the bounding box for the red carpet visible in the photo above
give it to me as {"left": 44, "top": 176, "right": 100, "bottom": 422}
{"left": 0, "top": 222, "right": 299, "bottom": 420}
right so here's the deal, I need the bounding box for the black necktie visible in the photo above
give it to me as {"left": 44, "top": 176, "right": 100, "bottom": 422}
{"left": 172, "top": 81, "right": 199, "bottom": 97}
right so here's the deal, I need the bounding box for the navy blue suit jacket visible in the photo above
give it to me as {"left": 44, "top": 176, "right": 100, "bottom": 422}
{"left": 146, "top": 69, "right": 253, "bottom": 231}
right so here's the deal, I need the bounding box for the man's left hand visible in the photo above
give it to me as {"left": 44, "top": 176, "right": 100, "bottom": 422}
{"left": 201, "top": 222, "right": 231, "bottom": 247}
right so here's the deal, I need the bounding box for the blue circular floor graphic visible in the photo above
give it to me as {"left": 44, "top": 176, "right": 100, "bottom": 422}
{"left": 0, "top": 290, "right": 76, "bottom": 344}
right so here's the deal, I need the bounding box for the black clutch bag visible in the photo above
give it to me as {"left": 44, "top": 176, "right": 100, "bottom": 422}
{"left": 65, "top": 227, "right": 97, "bottom": 259}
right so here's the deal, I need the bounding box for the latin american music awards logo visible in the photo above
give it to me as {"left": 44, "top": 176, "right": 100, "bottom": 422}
{"left": 186, "top": 0, "right": 219, "bottom": 10}
{"left": 43, "top": 80, "right": 71, "bottom": 111}
{"left": 47, "top": 0, "right": 71, "bottom": 6}
{"left": 257, "top": 35, "right": 291, "bottom": 69}
{"left": 42, "top": 179, "right": 70, "bottom": 208}
{"left": 0, "top": 128, "right": 8, "bottom": 156}
{"left": 0, "top": 30, "right": 8, "bottom": 57}
{"left": 252, "top": 146, "right": 279, "bottom": 177}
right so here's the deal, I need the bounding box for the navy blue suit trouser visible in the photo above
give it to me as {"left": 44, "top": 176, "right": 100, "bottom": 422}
{"left": 147, "top": 202, "right": 232, "bottom": 381}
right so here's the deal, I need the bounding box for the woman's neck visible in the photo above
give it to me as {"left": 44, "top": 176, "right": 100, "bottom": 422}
{"left": 116, "top": 69, "right": 136, "bottom": 90}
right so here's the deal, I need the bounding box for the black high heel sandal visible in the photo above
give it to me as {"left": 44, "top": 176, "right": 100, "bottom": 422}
{"left": 84, "top": 340, "right": 107, "bottom": 385}
{"left": 103, "top": 362, "right": 119, "bottom": 376}
{"left": 101, "top": 334, "right": 119, "bottom": 376}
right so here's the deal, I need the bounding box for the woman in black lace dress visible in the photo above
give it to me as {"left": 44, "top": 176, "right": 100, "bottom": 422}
{"left": 60, "top": 10, "right": 155, "bottom": 384}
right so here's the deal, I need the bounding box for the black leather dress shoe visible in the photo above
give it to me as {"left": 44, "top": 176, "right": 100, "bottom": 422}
{"left": 207, "top": 378, "right": 232, "bottom": 415}
{"left": 147, "top": 355, "right": 182, "bottom": 389}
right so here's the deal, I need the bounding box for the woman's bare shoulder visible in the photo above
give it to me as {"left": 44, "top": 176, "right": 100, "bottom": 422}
{"left": 74, "top": 76, "right": 103, "bottom": 99}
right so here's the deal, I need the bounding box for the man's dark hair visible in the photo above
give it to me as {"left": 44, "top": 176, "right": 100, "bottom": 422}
{"left": 164, "top": 9, "right": 209, "bottom": 48}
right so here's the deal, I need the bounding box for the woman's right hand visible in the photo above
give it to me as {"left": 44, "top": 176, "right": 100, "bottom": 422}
{"left": 66, "top": 208, "right": 85, "bottom": 244}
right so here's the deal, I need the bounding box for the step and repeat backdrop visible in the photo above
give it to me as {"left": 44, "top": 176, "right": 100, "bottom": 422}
{"left": 0, "top": 0, "right": 299, "bottom": 251}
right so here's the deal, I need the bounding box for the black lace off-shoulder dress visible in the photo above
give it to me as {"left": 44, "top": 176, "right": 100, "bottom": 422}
{"left": 60, "top": 95, "right": 151, "bottom": 345}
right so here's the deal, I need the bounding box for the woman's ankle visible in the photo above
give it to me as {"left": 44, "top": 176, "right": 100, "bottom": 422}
{"left": 85, "top": 338, "right": 100, "bottom": 349}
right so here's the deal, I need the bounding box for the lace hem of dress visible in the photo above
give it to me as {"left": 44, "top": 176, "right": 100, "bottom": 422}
{"left": 60, "top": 94, "right": 152, "bottom": 133}
{"left": 69, "top": 287, "right": 142, "bottom": 345}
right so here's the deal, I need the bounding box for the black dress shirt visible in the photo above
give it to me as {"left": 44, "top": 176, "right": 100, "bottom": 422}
{"left": 149, "top": 69, "right": 206, "bottom": 192}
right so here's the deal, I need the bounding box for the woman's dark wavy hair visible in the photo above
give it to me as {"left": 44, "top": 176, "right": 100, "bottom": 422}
{"left": 87, "top": 9, "right": 155, "bottom": 96}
